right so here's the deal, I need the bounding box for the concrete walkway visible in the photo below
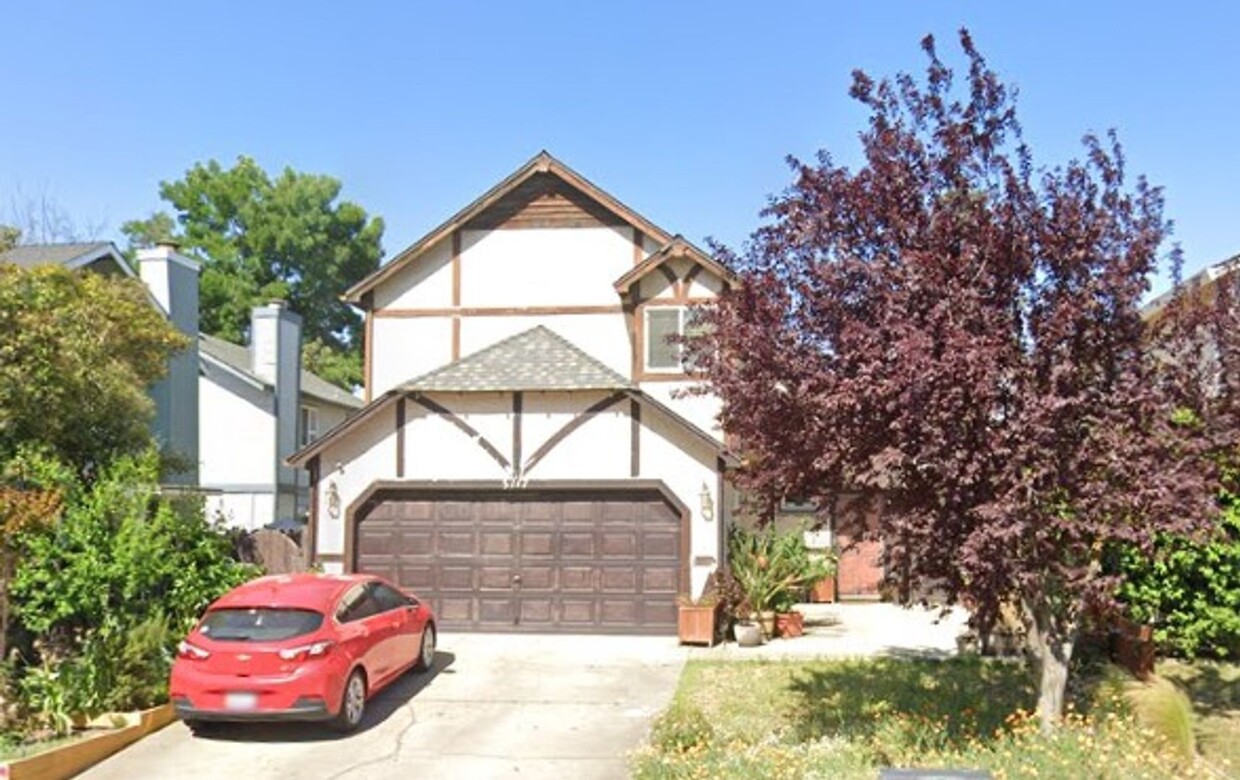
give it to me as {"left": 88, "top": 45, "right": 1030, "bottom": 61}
{"left": 692, "top": 602, "right": 970, "bottom": 660}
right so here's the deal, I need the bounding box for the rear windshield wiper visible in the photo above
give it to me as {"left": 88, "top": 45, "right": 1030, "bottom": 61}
{"left": 208, "top": 634, "right": 255, "bottom": 641}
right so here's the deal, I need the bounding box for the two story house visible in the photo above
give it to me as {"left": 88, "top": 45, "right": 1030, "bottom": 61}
{"left": 289, "top": 152, "right": 739, "bottom": 634}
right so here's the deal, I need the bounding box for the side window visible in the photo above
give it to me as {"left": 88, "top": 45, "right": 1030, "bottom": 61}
{"left": 336, "top": 584, "right": 380, "bottom": 623}
{"left": 370, "top": 582, "right": 411, "bottom": 613}
{"left": 645, "top": 308, "right": 683, "bottom": 371}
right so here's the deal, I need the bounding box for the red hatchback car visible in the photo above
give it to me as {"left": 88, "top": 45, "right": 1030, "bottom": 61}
{"left": 170, "top": 573, "right": 436, "bottom": 732}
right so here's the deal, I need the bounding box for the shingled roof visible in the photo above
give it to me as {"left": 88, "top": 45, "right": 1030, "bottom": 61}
{"left": 0, "top": 242, "right": 132, "bottom": 275}
{"left": 200, "top": 333, "right": 363, "bottom": 409}
{"left": 400, "top": 326, "right": 632, "bottom": 392}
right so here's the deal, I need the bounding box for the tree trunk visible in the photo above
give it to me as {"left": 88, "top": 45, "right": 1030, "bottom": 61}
{"left": 1024, "top": 597, "right": 1077, "bottom": 735}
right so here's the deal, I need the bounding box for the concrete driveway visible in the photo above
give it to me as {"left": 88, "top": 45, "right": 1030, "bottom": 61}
{"left": 80, "top": 634, "right": 687, "bottom": 780}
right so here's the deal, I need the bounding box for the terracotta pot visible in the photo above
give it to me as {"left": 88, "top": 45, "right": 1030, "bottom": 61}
{"left": 775, "top": 612, "right": 804, "bottom": 638}
{"left": 734, "top": 621, "right": 762, "bottom": 647}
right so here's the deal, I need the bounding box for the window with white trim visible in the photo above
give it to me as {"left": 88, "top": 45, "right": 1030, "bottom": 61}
{"left": 299, "top": 405, "right": 319, "bottom": 447}
{"left": 644, "top": 306, "right": 706, "bottom": 373}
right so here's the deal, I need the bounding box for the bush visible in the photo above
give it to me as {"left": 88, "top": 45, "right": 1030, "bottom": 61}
{"left": 7, "top": 450, "right": 256, "bottom": 720}
{"left": 1117, "top": 493, "right": 1240, "bottom": 660}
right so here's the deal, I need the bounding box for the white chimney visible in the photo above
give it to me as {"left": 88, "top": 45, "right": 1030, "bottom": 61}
{"left": 137, "top": 242, "right": 200, "bottom": 485}
{"left": 251, "top": 301, "right": 302, "bottom": 523}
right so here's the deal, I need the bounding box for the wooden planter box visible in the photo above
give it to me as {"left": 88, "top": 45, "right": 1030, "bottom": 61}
{"left": 0, "top": 703, "right": 174, "bottom": 780}
{"left": 810, "top": 576, "right": 836, "bottom": 603}
{"left": 678, "top": 604, "right": 720, "bottom": 646}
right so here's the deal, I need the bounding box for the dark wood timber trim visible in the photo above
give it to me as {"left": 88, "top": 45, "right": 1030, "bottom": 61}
{"left": 521, "top": 391, "right": 628, "bottom": 476}
{"left": 306, "top": 455, "right": 320, "bottom": 566}
{"left": 632, "top": 227, "right": 643, "bottom": 265}
{"left": 375, "top": 304, "right": 625, "bottom": 319}
{"left": 343, "top": 479, "right": 692, "bottom": 597}
{"left": 683, "top": 264, "right": 705, "bottom": 297}
{"left": 363, "top": 305, "right": 374, "bottom": 402}
{"left": 409, "top": 394, "right": 512, "bottom": 472}
{"left": 657, "top": 264, "right": 678, "bottom": 293}
{"left": 512, "top": 392, "right": 523, "bottom": 472}
{"left": 395, "top": 397, "right": 406, "bottom": 478}
{"left": 630, "top": 399, "right": 641, "bottom": 477}
{"left": 451, "top": 231, "right": 462, "bottom": 360}
{"left": 642, "top": 296, "right": 716, "bottom": 306}
{"left": 716, "top": 455, "right": 726, "bottom": 565}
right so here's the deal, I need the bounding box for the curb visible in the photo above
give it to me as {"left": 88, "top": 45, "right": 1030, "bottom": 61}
{"left": 0, "top": 703, "right": 175, "bottom": 780}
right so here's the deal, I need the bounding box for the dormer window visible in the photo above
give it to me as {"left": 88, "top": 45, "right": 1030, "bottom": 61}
{"left": 644, "top": 306, "right": 705, "bottom": 373}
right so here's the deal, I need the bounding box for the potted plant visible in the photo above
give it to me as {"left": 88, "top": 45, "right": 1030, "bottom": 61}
{"left": 729, "top": 526, "right": 831, "bottom": 640}
{"left": 677, "top": 589, "right": 720, "bottom": 646}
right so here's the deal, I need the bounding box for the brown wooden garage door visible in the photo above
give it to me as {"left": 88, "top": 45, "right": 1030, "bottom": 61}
{"left": 353, "top": 488, "right": 684, "bottom": 634}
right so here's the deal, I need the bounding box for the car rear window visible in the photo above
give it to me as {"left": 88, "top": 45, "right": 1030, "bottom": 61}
{"left": 199, "top": 608, "right": 324, "bottom": 642}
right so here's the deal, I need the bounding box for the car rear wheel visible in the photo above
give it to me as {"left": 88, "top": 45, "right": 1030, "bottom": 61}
{"left": 332, "top": 670, "right": 367, "bottom": 733}
{"left": 413, "top": 624, "right": 436, "bottom": 673}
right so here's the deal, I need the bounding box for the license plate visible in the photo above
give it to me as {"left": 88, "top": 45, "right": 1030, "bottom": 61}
{"left": 224, "top": 692, "right": 257, "bottom": 711}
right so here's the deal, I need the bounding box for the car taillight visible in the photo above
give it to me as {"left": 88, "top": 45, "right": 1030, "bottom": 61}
{"left": 177, "top": 641, "right": 210, "bottom": 660}
{"left": 278, "top": 640, "right": 335, "bottom": 661}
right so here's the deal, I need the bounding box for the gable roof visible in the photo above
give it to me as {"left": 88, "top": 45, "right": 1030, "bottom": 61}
{"left": 200, "top": 334, "right": 363, "bottom": 409}
{"left": 400, "top": 325, "right": 632, "bottom": 393}
{"left": 344, "top": 151, "right": 674, "bottom": 305}
{"left": 613, "top": 234, "right": 737, "bottom": 295}
{"left": 0, "top": 242, "right": 134, "bottom": 276}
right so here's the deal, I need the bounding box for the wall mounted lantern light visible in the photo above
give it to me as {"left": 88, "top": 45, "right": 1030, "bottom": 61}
{"left": 699, "top": 482, "right": 715, "bottom": 522}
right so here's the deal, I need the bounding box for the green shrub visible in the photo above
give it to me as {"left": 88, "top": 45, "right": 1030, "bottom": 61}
{"left": 1117, "top": 493, "right": 1240, "bottom": 660}
{"left": 8, "top": 450, "right": 256, "bottom": 720}
{"left": 11, "top": 450, "right": 257, "bottom": 644}
{"left": 649, "top": 701, "right": 715, "bottom": 753}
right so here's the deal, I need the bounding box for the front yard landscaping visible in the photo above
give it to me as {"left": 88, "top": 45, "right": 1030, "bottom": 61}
{"left": 632, "top": 657, "right": 1235, "bottom": 780}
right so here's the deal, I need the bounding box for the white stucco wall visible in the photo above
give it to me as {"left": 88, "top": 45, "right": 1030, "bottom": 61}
{"left": 459, "top": 226, "right": 634, "bottom": 307}
{"left": 315, "top": 405, "right": 398, "bottom": 556}
{"left": 199, "top": 368, "right": 275, "bottom": 530}
{"left": 372, "top": 239, "right": 454, "bottom": 310}
{"left": 371, "top": 318, "right": 453, "bottom": 394}
{"left": 637, "top": 383, "right": 722, "bottom": 442}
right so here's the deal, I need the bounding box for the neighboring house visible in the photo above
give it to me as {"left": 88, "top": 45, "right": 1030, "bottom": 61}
{"left": 0, "top": 240, "right": 362, "bottom": 527}
{"left": 289, "top": 151, "right": 741, "bottom": 634}
{"left": 199, "top": 312, "right": 361, "bottom": 530}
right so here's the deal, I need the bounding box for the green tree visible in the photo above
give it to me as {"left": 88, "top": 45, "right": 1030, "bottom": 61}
{"left": 122, "top": 157, "right": 385, "bottom": 389}
{"left": 0, "top": 264, "right": 188, "bottom": 477}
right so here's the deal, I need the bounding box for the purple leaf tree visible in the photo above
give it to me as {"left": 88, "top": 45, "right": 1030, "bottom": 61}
{"left": 693, "top": 30, "right": 1215, "bottom": 732}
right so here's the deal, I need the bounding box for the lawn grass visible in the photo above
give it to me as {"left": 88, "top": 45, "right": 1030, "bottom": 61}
{"left": 1158, "top": 659, "right": 1240, "bottom": 775}
{"left": 633, "top": 657, "right": 1219, "bottom": 780}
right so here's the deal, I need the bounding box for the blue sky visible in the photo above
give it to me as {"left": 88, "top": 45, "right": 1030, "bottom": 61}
{"left": 2, "top": 2, "right": 1236, "bottom": 295}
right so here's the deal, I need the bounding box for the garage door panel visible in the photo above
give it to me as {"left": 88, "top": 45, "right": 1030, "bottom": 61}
{"left": 520, "top": 533, "right": 554, "bottom": 556}
{"left": 600, "top": 568, "right": 636, "bottom": 592}
{"left": 354, "top": 489, "right": 684, "bottom": 634}
{"left": 438, "top": 532, "right": 475, "bottom": 555}
{"left": 601, "top": 533, "right": 636, "bottom": 555}
{"left": 560, "top": 567, "right": 594, "bottom": 591}
{"left": 480, "top": 532, "right": 513, "bottom": 555}
{"left": 560, "top": 533, "right": 595, "bottom": 557}
{"left": 642, "top": 568, "right": 678, "bottom": 593}
{"left": 641, "top": 533, "right": 677, "bottom": 558}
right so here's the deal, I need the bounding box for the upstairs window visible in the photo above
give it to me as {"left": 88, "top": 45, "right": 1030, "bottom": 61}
{"left": 644, "top": 306, "right": 706, "bottom": 373}
{"left": 300, "top": 405, "right": 320, "bottom": 447}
